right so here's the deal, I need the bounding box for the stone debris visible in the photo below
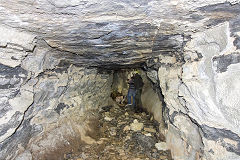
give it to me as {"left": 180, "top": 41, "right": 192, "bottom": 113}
{"left": 144, "top": 127, "right": 156, "bottom": 133}
{"left": 65, "top": 103, "right": 172, "bottom": 160}
{"left": 130, "top": 119, "right": 144, "bottom": 131}
{"left": 123, "top": 125, "right": 130, "bottom": 132}
{"left": 155, "top": 142, "right": 168, "bottom": 151}
{"left": 104, "top": 116, "right": 113, "bottom": 121}
{"left": 145, "top": 133, "right": 152, "bottom": 137}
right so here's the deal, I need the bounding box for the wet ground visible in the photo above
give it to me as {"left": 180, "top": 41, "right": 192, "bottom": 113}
{"left": 65, "top": 103, "right": 172, "bottom": 160}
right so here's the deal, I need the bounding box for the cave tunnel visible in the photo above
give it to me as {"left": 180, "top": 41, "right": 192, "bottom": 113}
{"left": 1, "top": 1, "right": 240, "bottom": 160}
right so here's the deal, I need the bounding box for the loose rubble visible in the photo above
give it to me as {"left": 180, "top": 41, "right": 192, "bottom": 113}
{"left": 65, "top": 103, "right": 172, "bottom": 160}
{"left": 155, "top": 142, "right": 168, "bottom": 151}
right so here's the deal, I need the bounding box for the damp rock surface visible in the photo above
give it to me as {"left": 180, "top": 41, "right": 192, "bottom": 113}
{"left": 65, "top": 103, "right": 172, "bottom": 160}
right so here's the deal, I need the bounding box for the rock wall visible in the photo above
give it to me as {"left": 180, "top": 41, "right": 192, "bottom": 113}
{"left": 0, "top": 27, "right": 113, "bottom": 160}
{"left": 146, "top": 22, "right": 240, "bottom": 160}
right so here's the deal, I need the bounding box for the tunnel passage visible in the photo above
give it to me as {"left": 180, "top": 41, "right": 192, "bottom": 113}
{"left": 111, "top": 69, "right": 166, "bottom": 129}
{"left": 1, "top": 1, "right": 240, "bottom": 160}
{"left": 58, "top": 68, "right": 172, "bottom": 160}
{"left": 52, "top": 67, "right": 170, "bottom": 159}
{"left": 0, "top": 63, "right": 170, "bottom": 160}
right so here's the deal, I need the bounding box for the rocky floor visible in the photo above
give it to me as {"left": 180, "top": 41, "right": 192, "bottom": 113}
{"left": 65, "top": 103, "right": 172, "bottom": 160}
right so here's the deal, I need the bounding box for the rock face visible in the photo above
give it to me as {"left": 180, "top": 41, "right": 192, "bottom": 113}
{"left": 0, "top": 29, "right": 113, "bottom": 159}
{"left": 1, "top": 0, "right": 240, "bottom": 160}
{"left": 146, "top": 22, "right": 240, "bottom": 160}
{"left": 0, "top": 1, "right": 239, "bottom": 68}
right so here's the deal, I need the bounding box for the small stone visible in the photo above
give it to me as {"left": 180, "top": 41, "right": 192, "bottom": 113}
{"left": 134, "top": 115, "right": 142, "bottom": 119}
{"left": 105, "top": 112, "right": 110, "bottom": 116}
{"left": 159, "top": 155, "right": 168, "bottom": 160}
{"left": 133, "top": 119, "right": 138, "bottom": 123}
{"left": 118, "top": 121, "right": 126, "bottom": 125}
{"left": 125, "top": 135, "right": 131, "bottom": 140}
{"left": 159, "top": 155, "right": 167, "bottom": 159}
{"left": 104, "top": 116, "right": 113, "bottom": 121}
{"left": 130, "top": 120, "right": 144, "bottom": 131}
{"left": 123, "top": 125, "right": 130, "bottom": 131}
{"left": 145, "top": 133, "right": 152, "bottom": 136}
{"left": 125, "top": 112, "right": 129, "bottom": 116}
{"left": 152, "top": 152, "right": 158, "bottom": 158}
{"left": 97, "top": 138, "right": 108, "bottom": 144}
{"left": 109, "top": 127, "right": 116, "bottom": 136}
{"left": 144, "top": 127, "right": 156, "bottom": 133}
{"left": 81, "top": 153, "right": 87, "bottom": 159}
{"left": 150, "top": 116, "right": 153, "bottom": 121}
{"left": 118, "top": 149, "right": 125, "bottom": 156}
{"left": 155, "top": 142, "right": 168, "bottom": 151}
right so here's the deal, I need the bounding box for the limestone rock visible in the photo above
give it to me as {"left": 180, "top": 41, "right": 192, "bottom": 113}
{"left": 0, "top": 25, "right": 36, "bottom": 51}
{"left": 104, "top": 116, "right": 113, "bottom": 121}
{"left": 155, "top": 142, "right": 168, "bottom": 151}
{"left": 15, "top": 150, "right": 32, "bottom": 160}
{"left": 145, "top": 133, "right": 152, "bottom": 137}
{"left": 130, "top": 119, "right": 144, "bottom": 132}
{"left": 109, "top": 127, "right": 116, "bottom": 136}
{"left": 157, "top": 22, "right": 240, "bottom": 160}
{"left": 144, "top": 127, "right": 156, "bottom": 133}
{"left": 0, "top": 65, "right": 113, "bottom": 160}
{"left": 123, "top": 125, "right": 130, "bottom": 132}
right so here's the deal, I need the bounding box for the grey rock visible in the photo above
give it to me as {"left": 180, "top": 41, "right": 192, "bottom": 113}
{"left": 155, "top": 142, "right": 168, "bottom": 151}
{"left": 0, "top": 64, "right": 28, "bottom": 89}
{"left": 132, "top": 132, "right": 157, "bottom": 151}
{"left": 54, "top": 103, "right": 69, "bottom": 115}
{"left": 15, "top": 150, "right": 32, "bottom": 160}
{"left": 202, "top": 125, "right": 240, "bottom": 156}
{"left": 213, "top": 53, "right": 240, "bottom": 73}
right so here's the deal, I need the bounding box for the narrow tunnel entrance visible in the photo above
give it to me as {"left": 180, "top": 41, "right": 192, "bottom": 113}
{"left": 111, "top": 69, "right": 165, "bottom": 127}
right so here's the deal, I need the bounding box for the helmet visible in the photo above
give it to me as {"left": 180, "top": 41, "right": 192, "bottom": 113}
{"left": 135, "top": 70, "right": 140, "bottom": 74}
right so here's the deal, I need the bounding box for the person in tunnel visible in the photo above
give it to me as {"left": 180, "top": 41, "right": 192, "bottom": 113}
{"left": 133, "top": 70, "right": 144, "bottom": 112}
{"left": 126, "top": 74, "right": 136, "bottom": 107}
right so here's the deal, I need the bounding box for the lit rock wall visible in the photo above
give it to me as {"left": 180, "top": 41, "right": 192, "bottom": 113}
{"left": 149, "top": 22, "right": 240, "bottom": 160}
{"left": 0, "top": 28, "right": 113, "bottom": 159}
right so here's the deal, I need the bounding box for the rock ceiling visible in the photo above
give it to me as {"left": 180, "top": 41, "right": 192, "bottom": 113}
{"left": 0, "top": 0, "right": 240, "bottom": 67}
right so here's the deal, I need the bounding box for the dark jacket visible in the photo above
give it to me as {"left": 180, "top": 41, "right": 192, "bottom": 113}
{"left": 133, "top": 74, "right": 144, "bottom": 89}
